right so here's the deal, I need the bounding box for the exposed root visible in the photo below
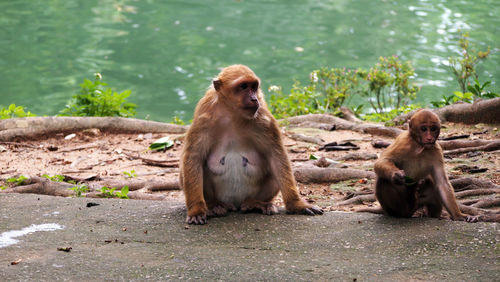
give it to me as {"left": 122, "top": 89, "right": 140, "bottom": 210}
{"left": 293, "top": 167, "right": 376, "bottom": 183}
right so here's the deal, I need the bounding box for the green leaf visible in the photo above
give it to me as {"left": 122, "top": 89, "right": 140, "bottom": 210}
{"left": 404, "top": 176, "right": 416, "bottom": 186}
{"left": 149, "top": 136, "right": 174, "bottom": 151}
{"left": 309, "top": 154, "right": 319, "bottom": 160}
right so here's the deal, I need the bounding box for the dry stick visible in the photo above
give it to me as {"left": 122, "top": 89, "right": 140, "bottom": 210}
{"left": 0, "top": 141, "right": 38, "bottom": 148}
{"left": 444, "top": 140, "right": 500, "bottom": 156}
{"left": 59, "top": 142, "right": 104, "bottom": 153}
{"left": 455, "top": 188, "right": 500, "bottom": 198}
{"left": 123, "top": 151, "right": 179, "bottom": 167}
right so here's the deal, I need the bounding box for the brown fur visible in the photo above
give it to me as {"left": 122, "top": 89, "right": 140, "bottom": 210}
{"left": 374, "top": 109, "right": 476, "bottom": 222}
{"left": 180, "top": 65, "right": 323, "bottom": 224}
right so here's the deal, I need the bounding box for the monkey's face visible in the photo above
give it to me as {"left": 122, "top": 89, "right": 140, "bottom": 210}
{"left": 213, "top": 65, "right": 262, "bottom": 119}
{"left": 234, "top": 80, "right": 260, "bottom": 118}
{"left": 409, "top": 110, "right": 441, "bottom": 148}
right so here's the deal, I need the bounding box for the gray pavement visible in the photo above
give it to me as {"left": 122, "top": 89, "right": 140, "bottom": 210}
{"left": 0, "top": 194, "right": 498, "bottom": 281}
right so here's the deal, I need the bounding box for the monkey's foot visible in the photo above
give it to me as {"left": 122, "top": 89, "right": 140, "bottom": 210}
{"left": 286, "top": 202, "right": 324, "bottom": 216}
{"left": 464, "top": 215, "right": 479, "bottom": 223}
{"left": 241, "top": 200, "right": 279, "bottom": 215}
{"left": 186, "top": 214, "right": 207, "bottom": 225}
{"left": 207, "top": 202, "right": 236, "bottom": 217}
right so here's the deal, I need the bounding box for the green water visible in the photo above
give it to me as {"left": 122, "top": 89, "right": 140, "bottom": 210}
{"left": 1, "top": 0, "right": 498, "bottom": 121}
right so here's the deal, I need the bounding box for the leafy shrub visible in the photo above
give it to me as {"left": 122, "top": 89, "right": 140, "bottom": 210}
{"left": 360, "top": 56, "right": 419, "bottom": 113}
{"left": 0, "top": 104, "right": 36, "bottom": 119}
{"left": 269, "top": 68, "right": 364, "bottom": 119}
{"left": 60, "top": 73, "right": 136, "bottom": 117}
{"left": 269, "top": 56, "right": 419, "bottom": 119}
{"left": 448, "top": 33, "right": 490, "bottom": 94}
{"left": 363, "top": 104, "right": 421, "bottom": 124}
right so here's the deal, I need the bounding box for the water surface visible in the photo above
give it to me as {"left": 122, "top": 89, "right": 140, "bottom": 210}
{"left": 1, "top": 0, "right": 498, "bottom": 121}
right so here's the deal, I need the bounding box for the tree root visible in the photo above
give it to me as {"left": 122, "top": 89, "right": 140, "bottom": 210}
{"left": 0, "top": 117, "right": 187, "bottom": 141}
{"left": 444, "top": 140, "right": 500, "bottom": 156}
{"left": 0, "top": 175, "right": 180, "bottom": 199}
{"left": 293, "top": 167, "right": 376, "bottom": 183}
{"left": 285, "top": 114, "right": 403, "bottom": 137}
{"left": 392, "top": 97, "right": 500, "bottom": 125}
{"left": 455, "top": 189, "right": 500, "bottom": 198}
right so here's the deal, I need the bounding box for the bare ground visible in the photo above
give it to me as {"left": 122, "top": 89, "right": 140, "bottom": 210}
{"left": 0, "top": 121, "right": 499, "bottom": 215}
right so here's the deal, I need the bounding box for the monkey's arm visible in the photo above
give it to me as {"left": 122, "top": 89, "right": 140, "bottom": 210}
{"left": 431, "top": 161, "right": 466, "bottom": 220}
{"left": 181, "top": 124, "right": 211, "bottom": 224}
{"left": 267, "top": 124, "right": 323, "bottom": 215}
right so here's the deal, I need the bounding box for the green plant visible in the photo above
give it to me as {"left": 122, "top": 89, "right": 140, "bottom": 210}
{"left": 360, "top": 55, "right": 419, "bottom": 113}
{"left": 42, "top": 174, "right": 65, "bottom": 182}
{"left": 123, "top": 170, "right": 137, "bottom": 178}
{"left": 69, "top": 184, "right": 89, "bottom": 197}
{"left": 7, "top": 175, "right": 28, "bottom": 185}
{"left": 363, "top": 104, "right": 421, "bottom": 124}
{"left": 115, "top": 186, "right": 129, "bottom": 199}
{"left": 60, "top": 73, "right": 136, "bottom": 117}
{"left": 269, "top": 68, "right": 363, "bottom": 119}
{"left": 448, "top": 33, "right": 490, "bottom": 94}
{"left": 0, "top": 104, "right": 36, "bottom": 119}
{"left": 98, "top": 186, "right": 116, "bottom": 198}
{"left": 171, "top": 116, "right": 185, "bottom": 125}
{"left": 467, "top": 79, "right": 499, "bottom": 99}
{"left": 0, "top": 185, "right": 7, "bottom": 190}
{"left": 431, "top": 79, "right": 497, "bottom": 108}
{"left": 97, "top": 186, "right": 129, "bottom": 199}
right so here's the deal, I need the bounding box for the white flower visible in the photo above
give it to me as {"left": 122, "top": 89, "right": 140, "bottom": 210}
{"left": 310, "top": 71, "right": 319, "bottom": 83}
{"left": 268, "top": 85, "right": 281, "bottom": 92}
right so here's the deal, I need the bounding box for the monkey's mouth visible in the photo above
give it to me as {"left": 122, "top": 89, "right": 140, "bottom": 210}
{"left": 244, "top": 106, "right": 259, "bottom": 115}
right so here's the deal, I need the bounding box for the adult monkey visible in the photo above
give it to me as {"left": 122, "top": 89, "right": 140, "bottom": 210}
{"left": 180, "top": 65, "right": 323, "bottom": 224}
{"left": 374, "top": 109, "right": 476, "bottom": 222}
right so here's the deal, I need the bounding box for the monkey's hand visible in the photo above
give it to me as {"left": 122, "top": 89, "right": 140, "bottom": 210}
{"left": 186, "top": 214, "right": 207, "bottom": 225}
{"left": 391, "top": 170, "right": 406, "bottom": 185}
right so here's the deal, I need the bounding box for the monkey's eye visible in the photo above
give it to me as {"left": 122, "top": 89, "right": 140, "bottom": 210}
{"left": 430, "top": 125, "right": 438, "bottom": 132}
{"left": 240, "top": 83, "right": 248, "bottom": 90}
{"left": 420, "top": 126, "right": 427, "bottom": 132}
{"left": 251, "top": 82, "right": 259, "bottom": 91}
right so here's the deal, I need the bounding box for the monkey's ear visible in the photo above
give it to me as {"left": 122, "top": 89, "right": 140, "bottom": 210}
{"left": 213, "top": 79, "right": 222, "bottom": 92}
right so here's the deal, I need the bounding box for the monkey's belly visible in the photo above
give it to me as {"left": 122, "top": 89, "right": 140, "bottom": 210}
{"left": 207, "top": 151, "right": 264, "bottom": 207}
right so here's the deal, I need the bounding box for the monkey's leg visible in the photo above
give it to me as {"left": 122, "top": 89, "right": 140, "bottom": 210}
{"left": 375, "top": 178, "right": 418, "bottom": 218}
{"left": 241, "top": 198, "right": 279, "bottom": 215}
{"left": 417, "top": 179, "right": 443, "bottom": 218}
{"left": 206, "top": 200, "right": 237, "bottom": 217}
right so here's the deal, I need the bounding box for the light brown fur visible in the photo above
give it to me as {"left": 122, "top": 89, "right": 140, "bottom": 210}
{"left": 374, "top": 109, "right": 476, "bottom": 222}
{"left": 180, "top": 65, "right": 323, "bottom": 224}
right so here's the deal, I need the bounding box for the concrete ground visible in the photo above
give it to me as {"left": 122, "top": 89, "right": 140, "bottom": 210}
{"left": 0, "top": 194, "right": 498, "bottom": 281}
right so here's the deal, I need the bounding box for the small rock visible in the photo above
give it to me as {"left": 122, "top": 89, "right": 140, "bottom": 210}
{"left": 64, "top": 133, "right": 76, "bottom": 140}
